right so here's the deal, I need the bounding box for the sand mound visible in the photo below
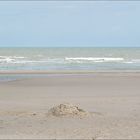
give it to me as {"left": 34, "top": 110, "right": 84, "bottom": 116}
{"left": 47, "top": 103, "right": 89, "bottom": 117}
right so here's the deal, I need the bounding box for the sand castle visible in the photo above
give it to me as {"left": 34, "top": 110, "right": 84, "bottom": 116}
{"left": 47, "top": 103, "right": 89, "bottom": 117}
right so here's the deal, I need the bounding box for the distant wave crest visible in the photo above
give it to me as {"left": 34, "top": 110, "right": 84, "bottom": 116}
{"left": 1, "top": 55, "right": 140, "bottom": 65}
{"left": 65, "top": 57, "right": 124, "bottom": 62}
{"left": 0, "top": 56, "right": 26, "bottom": 63}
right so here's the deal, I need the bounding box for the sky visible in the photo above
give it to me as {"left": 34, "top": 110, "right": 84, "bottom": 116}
{"left": 0, "top": 1, "right": 140, "bottom": 47}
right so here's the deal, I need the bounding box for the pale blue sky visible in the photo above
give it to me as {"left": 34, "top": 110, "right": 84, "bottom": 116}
{"left": 0, "top": 1, "right": 140, "bottom": 47}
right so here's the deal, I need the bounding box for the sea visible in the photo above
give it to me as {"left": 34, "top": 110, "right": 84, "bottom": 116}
{"left": 0, "top": 47, "right": 140, "bottom": 71}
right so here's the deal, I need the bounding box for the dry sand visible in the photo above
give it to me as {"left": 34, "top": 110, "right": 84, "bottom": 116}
{"left": 0, "top": 72, "right": 140, "bottom": 139}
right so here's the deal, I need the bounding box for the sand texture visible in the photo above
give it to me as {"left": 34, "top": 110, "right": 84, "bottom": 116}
{"left": 47, "top": 103, "right": 90, "bottom": 118}
{"left": 0, "top": 73, "right": 140, "bottom": 139}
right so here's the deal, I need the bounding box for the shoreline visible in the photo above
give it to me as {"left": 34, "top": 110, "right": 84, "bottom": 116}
{"left": 1, "top": 70, "right": 140, "bottom": 74}
{"left": 1, "top": 71, "right": 140, "bottom": 83}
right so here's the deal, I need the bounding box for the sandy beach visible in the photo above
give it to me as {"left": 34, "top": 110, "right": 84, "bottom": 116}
{"left": 0, "top": 72, "right": 140, "bottom": 139}
{"left": 1, "top": 0, "right": 140, "bottom": 139}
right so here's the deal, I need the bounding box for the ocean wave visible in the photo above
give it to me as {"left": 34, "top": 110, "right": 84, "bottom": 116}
{"left": 0, "top": 58, "right": 64, "bottom": 64}
{"left": 0, "top": 58, "right": 14, "bottom": 63}
{"left": 65, "top": 57, "right": 124, "bottom": 62}
{"left": 1, "top": 56, "right": 140, "bottom": 65}
{"left": 0, "top": 56, "right": 26, "bottom": 64}
{"left": 0, "top": 56, "right": 25, "bottom": 59}
{"left": 124, "top": 59, "right": 140, "bottom": 64}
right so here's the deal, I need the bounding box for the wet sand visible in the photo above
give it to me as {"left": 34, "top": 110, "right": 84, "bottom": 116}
{"left": 0, "top": 72, "right": 140, "bottom": 139}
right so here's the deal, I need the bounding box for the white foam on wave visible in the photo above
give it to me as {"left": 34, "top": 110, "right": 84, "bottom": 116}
{"left": 12, "top": 60, "right": 48, "bottom": 64}
{"left": 65, "top": 57, "right": 124, "bottom": 62}
{"left": 1, "top": 56, "right": 140, "bottom": 65}
{"left": 0, "top": 56, "right": 64, "bottom": 64}
{"left": 0, "top": 56, "right": 25, "bottom": 59}
{"left": 0, "top": 56, "right": 26, "bottom": 63}
{"left": 124, "top": 59, "right": 140, "bottom": 64}
{"left": 0, "top": 57, "right": 14, "bottom": 63}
